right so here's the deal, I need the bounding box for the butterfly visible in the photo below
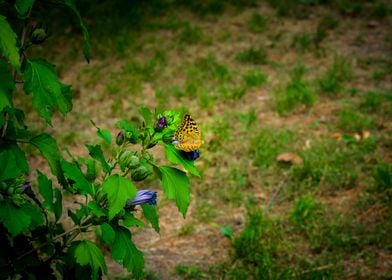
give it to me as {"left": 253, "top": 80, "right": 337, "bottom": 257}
{"left": 173, "top": 114, "right": 203, "bottom": 152}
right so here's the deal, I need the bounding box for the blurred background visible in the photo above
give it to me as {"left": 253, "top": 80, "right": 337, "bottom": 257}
{"left": 12, "top": 0, "right": 392, "bottom": 278}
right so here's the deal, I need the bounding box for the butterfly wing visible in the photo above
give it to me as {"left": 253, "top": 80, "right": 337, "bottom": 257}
{"left": 174, "top": 114, "right": 203, "bottom": 152}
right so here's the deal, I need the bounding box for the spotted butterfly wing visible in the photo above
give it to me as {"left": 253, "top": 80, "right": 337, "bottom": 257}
{"left": 173, "top": 114, "right": 203, "bottom": 152}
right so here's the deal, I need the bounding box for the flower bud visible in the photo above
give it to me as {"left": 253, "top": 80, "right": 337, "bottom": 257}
{"left": 119, "top": 151, "right": 138, "bottom": 171}
{"left": 30, "top": 27, "right": 47, "bottom": 44}
{"left": 125, "top": 131, "right": 138, "bottom": 144}
{"left": 154, "top": 116, "right": 167, "bottom": 132}
{"left": 146, "top": 139, "right": 158, "bottom": 149}
{"left": 116, "top": 131, "right": 125, "bottom": 145}
{"left": 131, "top": 165, "right": 152, "bottom": 181}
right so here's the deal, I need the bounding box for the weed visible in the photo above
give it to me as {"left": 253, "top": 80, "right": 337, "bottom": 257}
{"left": 248, "top": 12, "right": 268, "bottom": 33}
{"left": 359, "top": 91, "right": 381, "bottom": 112}
{"left": 274, "top": 64, "right": 316, "bottom": 115}
{"left": 242, "top": 69, "right": 267, "bottom": 88}
{"left": 249, "top": 127, "right": 295, "bottom": 169}
{"left": 235, "top": 47, "right": 268, "bottom": 65}
{"left": 195, "top": 201, "right": 219, "bottom": 222}
{"left": 178, "top": 23, "right": 204, "bottom": 44}
{"left": 318, "top": 55, "right": 352, "bottom": 94}
{"left": 337, "top": 106, "right": 375, "bottom": 132}
{"left": 291, "top": 32, "right": 313, "bottom": 53}
{"left": 194, "top": 54, "right": 230, "bottom": 82}
{"left": 289, "top": 194, "right": 324, "bottom": 231}
{"left": 175, "top": 264, "right": 204, "bottom": 279}
{"left": 374, "top": 162, "right": 392, "bottom": 202}
{"left": 236, "top": 108, "right": 257, "bottom": 130}
{"left": 231, "top": 208, "right": 290, "bottom": 279}
{"left": 178, "top": 223, "right": 196, "bottom": 236}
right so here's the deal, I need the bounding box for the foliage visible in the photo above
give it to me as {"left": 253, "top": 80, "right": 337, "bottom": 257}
{"left": 0, "top": 2, "right": 199, "bottom": 279}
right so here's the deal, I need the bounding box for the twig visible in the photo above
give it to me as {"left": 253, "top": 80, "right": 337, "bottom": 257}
{"left": 263, "top": 173, "right": 287, "bottom": 212}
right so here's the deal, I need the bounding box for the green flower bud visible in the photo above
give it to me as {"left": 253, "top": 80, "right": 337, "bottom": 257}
{"left": 131, "top": 165, "right": 152, "bottom": 181}
{"left": 30, "top": 28, "right": 47, "bottom": 44}
{"left": 119, "top": 151, "right": 139, "bottom": 171}
{"left": 127, "top": 155, "right": 140, "bottom": 169}
{"left": 125, "top": 131, "right": 138, "bottom": 144}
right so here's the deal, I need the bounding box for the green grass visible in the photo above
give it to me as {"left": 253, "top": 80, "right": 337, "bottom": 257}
{"left": 235, "top": 47, "right": 268, "bottom": 65}
{"left": 318, "top": 55, "right": 352, "bottom": 95}
{"left": 337, "top": 105, "right": 375, "bottom": 132}
{"left": 178, "top": 22, "right": 205, "bottom": 44}
{"left": 274, "top": 64, "right": 316, "bottom": 115}
{"left": 248, "top": 12, "right": 268, "bottom": 33}
{"left": 242, "top": 69, "right": 267, "bottom": 88}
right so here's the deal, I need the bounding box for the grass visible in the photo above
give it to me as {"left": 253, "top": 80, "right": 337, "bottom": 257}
{"left": 22, "top": 1, "right": 392, "bottom": 279}
{"left": 274, "top": 64, "right": 316, "bottom": 115}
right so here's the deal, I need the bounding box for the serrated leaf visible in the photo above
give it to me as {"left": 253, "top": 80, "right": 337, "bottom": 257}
{"left": 74, "top": 240, "right": 107, "bottom": 279}
{"left": 23, "top": 59, "right": 72, "bottom": 124}
{"left": 0, "top": 143, "right": 28, "bottom": 181}
{"left": 0, "top": 60, "right": 15, "bottom": 111}
{"left": 96, "top": 129, "right": 111, "bottom": 144}
{"left": 0, "top": 201, "right": 30, "bottom": 236}
{"left": 53, "top": 188, "right": 62, "bottom": 221}
{"left": 112, "top": 226, "right": 144, "bottom": 279}
{"left": 61, "top": 160, "right": 93, "bottom": 195}
{"left": 0, "top": 15, "right": 20, "bottom": 72}
{"left": 138, "top": 107, "right": 152, "bottom": 127}
{"left": 102, "top": 175, "right": 137, "bottom": 220}
{"left": 15, "top": 0, "right": 34, "bottom": 17}
{"left": 30, "top": 133, "right": 66, "bottom": 186}
{"left": 164, "top": 144, "right": 200, "bottom": 177}
{"left": 63, "top": 0, "right": 91, "bottom": 63}
{"left": 85, "top": 144, "right": 111, "bottom": 173}
{"left": 0, "top": 201, "right": 43, "bottom": 236}
{"left": 37, "top": 170, "right": 53, "bottom": 211}
{"left": 141, "top": 204, "right": 160, "bottom": 233}
{"left": 88, "top": 201, "right": 107, "bottom": 218}
{"left": 69, "top": 204, "right": 88, "bottom": 225}
{"left": 122, "top": 212, "right": 145, "bottom": 228}
{"left": 101, "top": 223, "right": 115, "bottom": 244}
{"left": 117, "top": 120, "right": 137, "bottom": 132}
{"left": 157, "top": 166, "right": 190, "bottom": 217}
{"left": 85, "top": 158, "right": 97, "bottom": 182}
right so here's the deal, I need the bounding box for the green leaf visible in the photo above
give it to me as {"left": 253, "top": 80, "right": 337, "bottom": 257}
{"left": 61, "top": 160, "right": 93, "bottom": 195}
{"left": 53, "top": 188, "right": 62, "bottom": 221}
{"left": 0, "top": 143, "right": 28, "bottom": 181}
{"left": 0, "top": 201, "right": 30, "bottom": 236}
{"left": 96, "top": 128, "right": 111, "bottom": 144}
{"left": 101, "top": 175, "right": 137, "bottom": 220}
{"left": 15, "top": 0, "right": 34, "bottom": 17}
{"left": 0, "top": 201, "right": 43, "bottom": 236}
{"left": 164, "top": 144, "right": 200, "bottom": 177}
{"left": 122, "top": 212, "right": 145, "bottom": 228}
{"left": 85, "top": 144, "right": 111, "bottom": 173}
{"left": 112, "top": 226, "right": 144, "bottom": 279}
{"left": 85, "top": 158, "right": 97, "bottom": 182}
{"left": 23, "top": 59, "right": 72, "bottom": 124}
{"left": 74, "top": 240, "right": 107, "bottom": 279}
{"left": 64, "top": 0, "right": 91, "bottom": 63}
{"left": 157, "top": 166, "right": 190, "bottom": 217}
{"left": 101, "top": 223, "right": 115, "bottom": 244}
{"left": 0, "top": 60, "right": 15, "bottom": 112}
{"left": 88, "top": 201, "right": 107, "bottom": 218}
{"left": 139, "top": 107, "right": 152, "bottom": 127}
{"left": 117, "top": 120, "right": 137, "bottom": 132}
{"left": 0, "top": 15, "right": 20, "bottom": 72}
{"left": 30, "top": 133, "right": 66, "bottom": 185}
{"left": 141, "top": 204, "right": 160, "bottom": 233}
{"left": 37, "top": 170, "right": 53, "bottom": 211}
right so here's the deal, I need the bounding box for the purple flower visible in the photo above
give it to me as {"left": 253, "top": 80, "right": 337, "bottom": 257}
{"left": 157, "top": 116, "right": 167, "bottom": 128}
{"left": 116, "top": 131, "right": 125, "bottom": 145}
{"left": 20, "top": 182, "right": 30, "bottom": 190}
{"left": 127, "top": 190, "right": 157, "bottom": 206}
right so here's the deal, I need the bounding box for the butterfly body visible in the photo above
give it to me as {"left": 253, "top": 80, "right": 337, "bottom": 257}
{"left": 173, "top": 114, "right": 203, "bottom": 152}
